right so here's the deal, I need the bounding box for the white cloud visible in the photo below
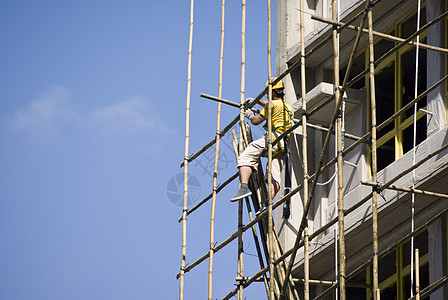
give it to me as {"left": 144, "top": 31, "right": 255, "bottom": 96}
{"left": 6, "top": 86, "right": 75, "bottom": 135}
{"left": 88, "top": 97, "right": 170, "bottom": 136}
{"left": 5, "top": 87, "right": 173, "bottom": 146}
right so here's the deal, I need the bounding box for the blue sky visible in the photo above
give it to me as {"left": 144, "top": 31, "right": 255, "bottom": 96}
{"left": 0, "top": 1, "right": 276, "bottom": 299}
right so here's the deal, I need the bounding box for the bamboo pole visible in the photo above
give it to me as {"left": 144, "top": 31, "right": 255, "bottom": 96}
{"left": 367, "top": 7, "right": 379, "bottom": 300}
{"left": 236, "top": 1, "right": 246, "bottom": 299}
{"left": 415, "top": 249, "right": 420, "bottom": 300}
{"left": 179, "top": 0, "right": 194, "bottom": 299}
{"left": 360, "top": 182, "right": 448, "bottom": 200}
{"left": 207, "top": 1, "right": 225, "bottom": 298}
{"left": 331, "top": 0, "right": 346, "bottom": 298}
{"left": 267, "top": 0, "right": 275, "bottom": 297}
{"left": 299, "top": 0, "right": 310, "bottom": 298}
{"left": 311, "top": 15, "right": 448, "bottom": 54}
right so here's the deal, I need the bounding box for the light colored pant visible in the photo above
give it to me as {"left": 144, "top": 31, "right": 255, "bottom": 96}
{"left": 237, "top": 136, "right": 284, "bottom": 185}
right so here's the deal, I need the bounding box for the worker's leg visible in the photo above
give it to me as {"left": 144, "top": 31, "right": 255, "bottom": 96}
{"left": 257, "top": 148, "right": 284, "bottom": 215}
{"left": 239, "top": 165, "right": 252, "bottom": 184}
{"left": 231, "top": 137, "right": 266, "bottom": 202}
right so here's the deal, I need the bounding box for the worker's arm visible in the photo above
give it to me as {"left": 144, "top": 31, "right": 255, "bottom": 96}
{"left": 250, "top": 114, "right": 265, "bottom": 125}
{"left": 259, "top": 100, "right": 268, "bottom": 106}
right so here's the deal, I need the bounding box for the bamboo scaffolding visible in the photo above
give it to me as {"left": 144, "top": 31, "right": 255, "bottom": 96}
{"left": 179, "top": 0, "right": 389, "bottom": 169}
{"left": 179, "top": 3, "right": 448, "bottom": 300}
{"left": 280, "top": 1, "right": 373, "bottom": 295}
{"left": 223, "top": 180, "right": 447, "bottom": 300}
{"left": 179, "top": 24, "right": 448, "bottom": 300}
{"left": 207, "top": 1, "right": 226, "bottom": 298}
{"left": 313, "top": 208, "right": 448, "bottom": 300}
{"left": 367, "top": 7, "right": 379, "bottom": 300}
{"left": 311, "top": 15, "right": 448, "bottom": 54}
{"left": 176, "top": 80, "right": 448, "bottom": 281}
{"left": 179, "top": 1, "right": 447, "bottom": 174}
{"left": 179, "top": 0, "right": 194, "bottom": 299}
{"left": 273, "top": 9, "right": 448, "bottom": 148}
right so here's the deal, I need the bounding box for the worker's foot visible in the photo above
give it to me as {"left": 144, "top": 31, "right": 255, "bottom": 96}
{"left": 255, "top": 203, "right": 267, "bottom": 217}
{"left": 230, "top": 183, "right": 252, "bottom": 202}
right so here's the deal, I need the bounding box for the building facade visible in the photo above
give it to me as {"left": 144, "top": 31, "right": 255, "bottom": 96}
{"left": 275, "top": 0, "right": 448, "bottom": 298}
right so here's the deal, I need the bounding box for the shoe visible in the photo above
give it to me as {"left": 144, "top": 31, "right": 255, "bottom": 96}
{"left": 230, "top": 184, "right": 252, "bottom": 202}
{"left": 255, "top": 204, "right": 267, "bottom": 217}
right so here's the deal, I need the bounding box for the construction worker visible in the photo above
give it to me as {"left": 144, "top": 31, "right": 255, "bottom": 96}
{"left": 230, "top": 78, "right": 293, "bottom": 213}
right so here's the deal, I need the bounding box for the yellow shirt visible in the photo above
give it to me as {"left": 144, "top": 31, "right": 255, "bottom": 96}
{"left": 259, "top": 99, "right": 293, "bottom": 134}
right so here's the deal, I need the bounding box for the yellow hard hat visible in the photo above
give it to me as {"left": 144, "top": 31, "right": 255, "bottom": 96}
{"left": 265, "top": 77, "right": 285, "bottom": 90}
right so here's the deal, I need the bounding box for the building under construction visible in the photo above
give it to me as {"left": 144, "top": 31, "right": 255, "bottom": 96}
{"left": 178, "top": 0, "right": 448, "bottom": 299}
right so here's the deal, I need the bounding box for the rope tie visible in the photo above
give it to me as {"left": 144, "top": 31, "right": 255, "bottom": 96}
{"left": 372, "top": 182, "right": 382, "bottom": 193}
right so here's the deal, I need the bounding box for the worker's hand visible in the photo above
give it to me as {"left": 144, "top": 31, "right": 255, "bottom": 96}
{"left": 243, "top": 97, "right": 254, "bottom": 109}
{"left": 244, "top": 109, "right": 254, "bottom": 120}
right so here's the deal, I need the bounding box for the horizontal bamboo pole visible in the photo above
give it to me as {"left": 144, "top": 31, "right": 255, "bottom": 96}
{"left": 201, "top": 93, "right": 260, "bottom": 113}
{"left": 177, "top": 171, "right": 238, "bottom": 222}
{"left": 293, "top": 119, "right": 362, "bottom": 141}
{"left": 361, "top": 181, "right": 448, "bottom": 200}
{"left": 312, "top": 15, "right": 448, "bottom": 54}
{"left": 293, "top": 278, "right": 371, "bottom": 288}
{"left": 411, "top": 275, "right": 448, "bottom": 300}
{"left": 344, "top": 9, "right": 448, "bottom": 92}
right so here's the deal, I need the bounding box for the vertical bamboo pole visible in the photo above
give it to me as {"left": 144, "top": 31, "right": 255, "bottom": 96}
{"left": 237, "top": 1, "right": 246, "bottom": 299}
{"left": 179, "top": 1, "right": 194, "bottom": 299}
{"left": 299, "top": 0, "right": 310, "bottom": 299}
{"left": 415, "top": 248, "right": 420, "bottom": 300}
{"left": 332, "top": 0, "right": 346, "bottom": 298}
{"left": 411, "top": 2, "right": 422, "bottom": 296}
{"left": 208, "top": 1, "right": 225, "bottom": 299}
{"left": 267, "top": 0, "right": 275, "bottom": 299}
{"left": 367, "top": 7, "right": 379, "bottom": 300}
